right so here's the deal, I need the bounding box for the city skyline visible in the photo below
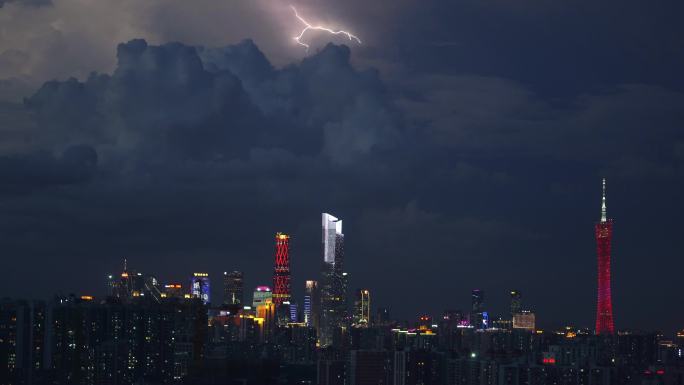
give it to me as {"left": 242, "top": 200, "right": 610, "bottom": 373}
{"left": 0, "top": 0, "right": 682, "bottom": 338}
{"left": 1, "top": 1, "right": 682, "bottom": 384}
{"left": 12, "top": 187, "right": 652, "bottom": 334}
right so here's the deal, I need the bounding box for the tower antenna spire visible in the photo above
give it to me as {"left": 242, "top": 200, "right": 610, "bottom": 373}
{"left": 601, "top": 178, "right": 607, "bottom": 223}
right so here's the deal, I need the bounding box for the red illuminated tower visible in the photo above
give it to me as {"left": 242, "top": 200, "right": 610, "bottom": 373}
{"left": 595, "top": 178, "right": 615, "bottom": 334}
{"left": 273, "top": 233, "right": 291, "bottom": 306}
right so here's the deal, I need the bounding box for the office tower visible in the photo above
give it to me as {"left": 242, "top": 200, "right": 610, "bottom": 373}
{"left": 277, "top": 301, "right": 293, "bottom": 326}
{"left": 252, "top": 286, "right": 273, "bottom": 308}
{"left": 322, "top": 213, "right": 343, "bottom": 266}
{"left": 320, "top": 213, "right": 347, "bottom": 347}
{"left": 470, "top": 289, "right": 485, "bottom": 329}
{"left": 510, "top": 290, "right": 522, "bottom": 316}
{"left": 130, "top": 272, "right": 147, "bottom": 296}
{"left": 289, "top": 303, "right": 299, "bottom": 322}
{"left": 471, "top": 289, "right": 484, "bottom": 312}
{"left": 512, "top": 311, "right": 536, "bottom": 330}
{"left": 353, "top": 289, "right": 371, "bottom": 327}
{"left": 107, "top": 258, "right": 132, "bottom": 299}
{"left": 273, "top": 233, "right": 291, "bottom": 306}
{"left": 304, "top": 280, "right": 321, "bottom": 331}
{"left": 595, "top": 178, "right": 615, "bottom": 334}
{"left": 223, "top": 271, "right": 244, "bottom": 305}
{"left": 107, "top": 274, "right": 119, "bottom": 297}
{"left": 191, "top": 272, "right": 211, "bottom": 304}
{"left": 107, "top": 260, "right": 161, "bottom": 302}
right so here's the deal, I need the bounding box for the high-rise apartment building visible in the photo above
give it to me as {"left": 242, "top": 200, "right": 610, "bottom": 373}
{"left": 0, "top": 299, "right": 46, "bottom": 385}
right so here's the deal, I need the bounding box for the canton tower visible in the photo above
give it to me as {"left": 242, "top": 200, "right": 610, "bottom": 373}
{"left": 595, "top": 178, "right": 615, "bottom": 334}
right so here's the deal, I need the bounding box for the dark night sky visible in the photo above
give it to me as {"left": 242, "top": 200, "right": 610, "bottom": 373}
{"left": 0, "top": 0, "right": 683, "bottom": 333}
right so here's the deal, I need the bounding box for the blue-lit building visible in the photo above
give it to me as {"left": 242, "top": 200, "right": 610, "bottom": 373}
{"left": 304, "top": 280, "right": 320, "bottom": 331}
{"left": 191, "top": 272, "right": 210, "bottom": 304}
{"left": 290, "top": 302, "right": 299, "bottom": 322}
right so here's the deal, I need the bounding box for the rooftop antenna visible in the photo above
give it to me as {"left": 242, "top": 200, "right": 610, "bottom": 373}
{"left": 600, "top": 178, "right": 607, "bottom": 223}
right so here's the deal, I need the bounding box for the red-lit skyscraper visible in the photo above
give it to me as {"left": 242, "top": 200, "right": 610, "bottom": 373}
{"left": 595, "top": 178, "right": 615, "bottom": 334}
{"left": 272, "top": 233, "right": 291, "bottom": 306}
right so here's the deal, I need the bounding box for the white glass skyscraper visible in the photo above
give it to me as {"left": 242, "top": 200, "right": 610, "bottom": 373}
{"left": 320, "top": 212, "right": 347, "bottom": 347}
{"left": 322, "top": 213, "right": 343, "bottom": 265}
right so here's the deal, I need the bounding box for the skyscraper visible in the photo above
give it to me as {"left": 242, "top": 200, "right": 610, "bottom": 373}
{"left": 191, "top": 273, "right": 210, "bottom": 305}
{"left": 470, "top": 289, "right": 484, "bottom": 328}
{"left": 252, "top": 286, "right": 273, "bottom": 308}
{"left": 273, "top": 233, "right": 291, "bottom": 306}
{"left": 223, "top": 271, "right": 244, "bottom": 305}
{"left": 304, "top": 280, "right": 321, "bottom": 331}
{"left": 107, "top": 260, "right": 162, "bottom": 302}
{"left": 595, "top": 178, "right": 615, "bottom": 334}
{"left": 289, "top": 302, "right": 299, "bottom": 322}
{"left": 512, "top": 310, "right": 536, "bottom": 330}
{"left": 320, "top": 213, "right": 347, "bottom": 347}
{"left": 353, "top": 289, "right": 371, "bottom": 327}
{"left": 510, "top": 290, "right": 522, "bottom": 316}
{"left": 471, "top": 289, "right": 484, "bottom": 312}
{"left": 322, "top": 213, "right": 343, "bottom": 266}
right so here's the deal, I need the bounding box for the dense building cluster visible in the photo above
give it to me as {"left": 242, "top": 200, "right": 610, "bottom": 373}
{"left": 1, "top": 201, "right": 683, "bottom": 384}
{"left": 2, "top": 291, "right": 684, "bottom": 384}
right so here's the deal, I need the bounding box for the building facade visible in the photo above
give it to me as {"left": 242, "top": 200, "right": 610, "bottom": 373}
{"left": 223, "top": 271, "right": 244, "bottom": 305}
{"left": 304, "top": 280, "right": 321, "bottom": 333}
{"left": 191, "top": 273, "right": 211, "bottom": 305}
{"left": 252, "top": 286, "right": 273, "bottom": 308}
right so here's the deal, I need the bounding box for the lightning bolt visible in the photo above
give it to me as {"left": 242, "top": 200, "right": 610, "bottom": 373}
{"left": 290, "top": 5, "right": 361, "bottom": 51}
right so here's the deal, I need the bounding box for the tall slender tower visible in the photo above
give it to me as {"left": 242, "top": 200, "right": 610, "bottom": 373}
{"left": 320, "top": 213, "right": 346, "bottom": 347}
{"left": 273, "top": 233, "right": 291, "bottom": 306}
{"left": 595, "top": 178, "right": 615, "bottom": 334}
